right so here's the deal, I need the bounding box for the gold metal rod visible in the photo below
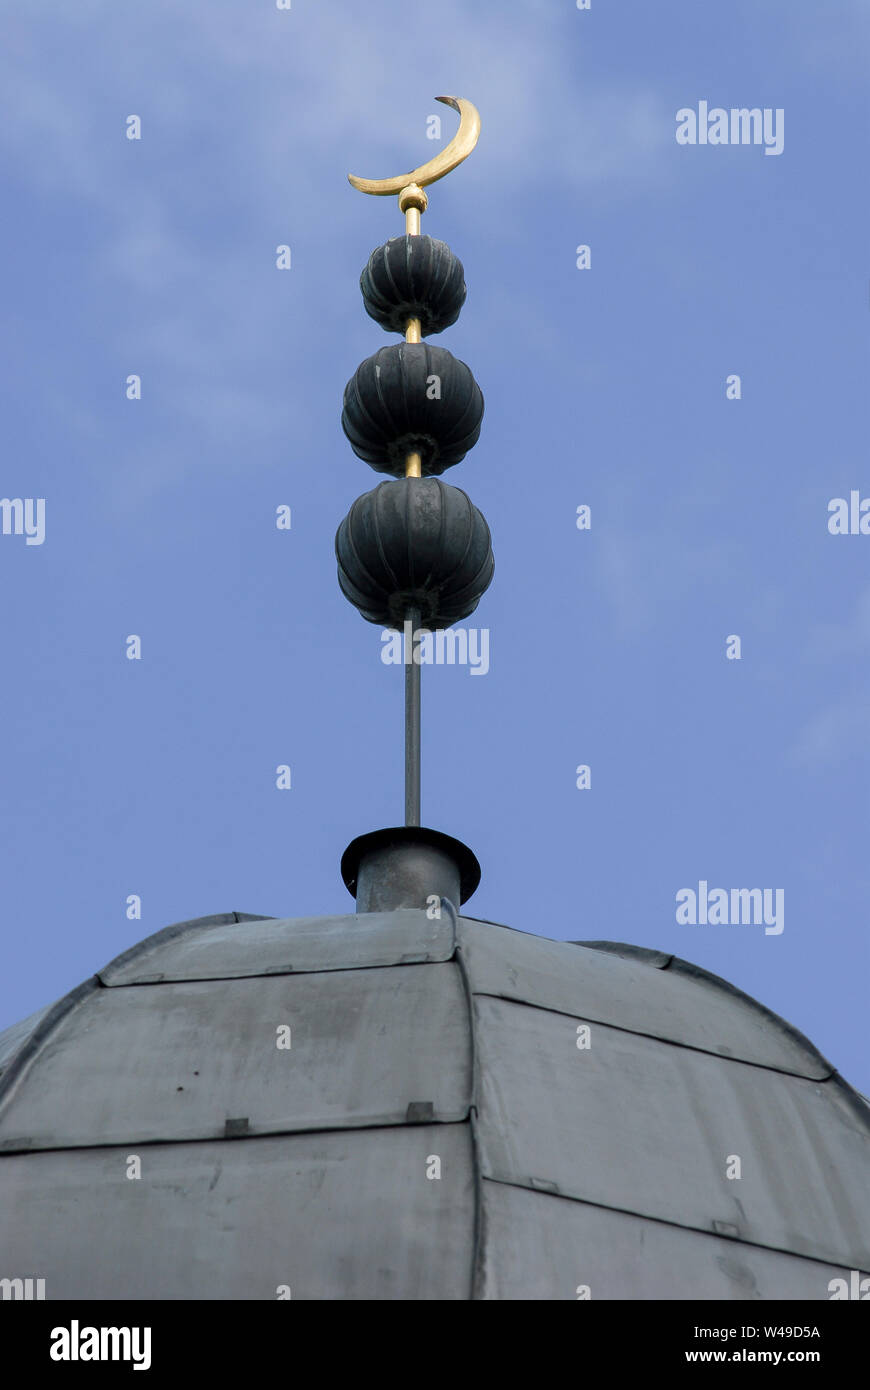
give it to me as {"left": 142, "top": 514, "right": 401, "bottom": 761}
{"left": 405, "top": 451, "right": 422, "bottom": 479}
{"left": 405, "top": 317, "right": 421, "bottom": 344}
{"left": 398, "top": 182, "right": 427, "bottom": 235}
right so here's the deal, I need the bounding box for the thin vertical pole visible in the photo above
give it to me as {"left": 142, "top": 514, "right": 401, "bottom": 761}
{"left": 405, "top": 606, "right": 421, "bottom": 825}
{"left": 402, "top": 182, "right": 423, "bottom": 820}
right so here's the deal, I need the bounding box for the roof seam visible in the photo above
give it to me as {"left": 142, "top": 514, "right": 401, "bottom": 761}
{"left": 449, "top": 898, "right": 485, "bottom": 1301}
{"left": 98, "top": 955, "right": 456, "bottom": 988}
{"left": 462, "top": 924, "right": 834, "bottom": 1076}
{"left": 96, "top": 911, "right": 277, "bottom": 982}
{"left": 480, "top": 1174, "right": 869, "bottom": 1275}
{"left": 0, "top": 978, "right": 101, "bottom": 1116}
{"left": 0, "top": 1111, "right": 474, "bottom": 1158}
{"left": 659, "top": 952, "right": 834, "bottom": 1072}
{"left": 470, "top": 989, "right": 835, "bottom": 1083}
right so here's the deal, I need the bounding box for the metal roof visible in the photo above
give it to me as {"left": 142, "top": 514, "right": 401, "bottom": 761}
{"left": 1, "top": 906, "right": 867, "bottom": 1300}
{"left": 0, "top": 965, "right": 470, "bottom": 1149}
{"left": 0, "top": 1127, "right": 475, "bottom": 1301}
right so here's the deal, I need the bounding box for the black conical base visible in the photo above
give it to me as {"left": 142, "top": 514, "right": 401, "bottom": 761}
{"left": 341, "top": 827, "right": 480, "bottom": 914}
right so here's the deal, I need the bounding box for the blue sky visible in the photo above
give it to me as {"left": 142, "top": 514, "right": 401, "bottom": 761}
{"left": 1, "top": 0, "right": 868, "bottom": 1092}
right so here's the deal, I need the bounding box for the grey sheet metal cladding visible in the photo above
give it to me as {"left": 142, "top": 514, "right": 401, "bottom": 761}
{"left": 0, "top": 907, "right": 868, "bottom": 1299}
{"left": 0, "top": 964, "right": 470, "bottom": 1151}
{"left": 471, "top": 994, "right": 870, "bottom": 1270}
{"left": 478, "top": 1183, "right": 859, "bottom": 1302}
{"left": 0, "top": 1126, "right": 474, "bottom": 1301}
{"left": 0, "top": 1004, "right": 52, "bottom": 1073}
{"left": 459, "top": 920, "right": 831, "bottom": 1078}
{"left": 98, "top": 908, "right": 455, "bottom": 985}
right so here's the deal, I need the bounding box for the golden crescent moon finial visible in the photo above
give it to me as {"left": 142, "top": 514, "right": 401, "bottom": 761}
{"left": 347, "top": 96, "right": 480, "bottom": 197}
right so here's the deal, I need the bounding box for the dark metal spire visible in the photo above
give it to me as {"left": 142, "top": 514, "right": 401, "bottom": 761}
{"left": 404, "top": 604, "right": 421, "bottom": 826}
{"left": 336, "top": 97, "right": 492, "bottom": 909}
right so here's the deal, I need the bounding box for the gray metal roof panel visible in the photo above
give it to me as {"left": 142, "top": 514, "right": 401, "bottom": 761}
{"left": 573, "top": 940, "right": 673, "bottom": 969}
{"left": 99, "top": 909, "right": 454, "bottom": 985}
{"left": 473, "top": 993, "right": 870, "bottom": 1269}
{"left": 479, "top": 1180, "right": 864, "bottom": 1301}
{"left": 458, "top": 918, "right": 831, "bottom": 1079}
{"left": 0, "top": 1124, "right": 474, "bottom": 1300}
{"left": 0, "top": 1004, "right": 53, "bottom": 1074}
{"left": 0, "top": 963, "right": 471, "bottom": 1151}
{"left": 0, "top": 979, "right": 100, "bottom": 1109}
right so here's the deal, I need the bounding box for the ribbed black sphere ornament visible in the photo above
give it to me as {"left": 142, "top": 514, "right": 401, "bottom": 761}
{"left": 335, "top": 477, "right": 494, "bottom": 629}
{"left": 341, "top": 342, "right": 484, "bottom": 477}
{"left": 360, "top": 235, "right": 467, "bottom": 336}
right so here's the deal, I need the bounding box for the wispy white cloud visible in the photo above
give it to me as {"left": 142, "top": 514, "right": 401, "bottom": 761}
{"left": 0, "top": 0, "right": 676, "bottom": 507}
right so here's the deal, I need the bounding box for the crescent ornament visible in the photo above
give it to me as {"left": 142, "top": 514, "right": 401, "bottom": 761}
{"left": 347, "top": 96, "right": 481, "bottom": 197}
